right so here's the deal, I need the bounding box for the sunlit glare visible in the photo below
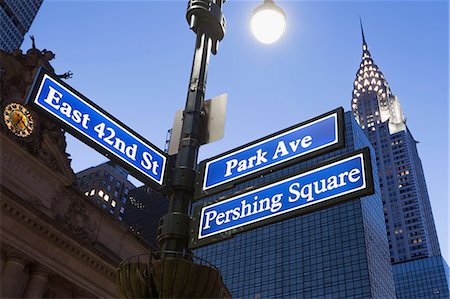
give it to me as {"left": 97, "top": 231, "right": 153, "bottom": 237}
{"left": 250, "top": 8, "right": 286, "bottom": 44}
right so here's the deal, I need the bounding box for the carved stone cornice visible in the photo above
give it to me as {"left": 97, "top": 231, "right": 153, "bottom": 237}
{"left": 0, "top": 188, "right": 117, "bottom": 279}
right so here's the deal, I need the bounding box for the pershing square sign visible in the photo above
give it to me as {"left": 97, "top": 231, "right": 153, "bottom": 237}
{"left": 27, "top": 68, "right": 167, "bottom": 189}
{"left": 190, "top": 148, "right": 374, "bottom": 248}
{"left": 195, "top": 108, "right": 344, "bottom": 198}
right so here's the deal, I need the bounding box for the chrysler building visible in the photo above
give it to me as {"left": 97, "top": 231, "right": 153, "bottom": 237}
{"left": 351, "top": 21, "right": 441, "bottom": 263}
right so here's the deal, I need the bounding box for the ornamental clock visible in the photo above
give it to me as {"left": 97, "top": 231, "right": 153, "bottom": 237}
{"left": 3, "top": 103, "right": 35, "bottom": 138}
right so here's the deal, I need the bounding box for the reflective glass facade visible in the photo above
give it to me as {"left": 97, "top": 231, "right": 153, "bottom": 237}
{"left": 194, "top": 112, "right": 396, "bottom": 298}
{"left": 351, "top": 26, "right": 440, "bottom": 263}
{"left": 124, "top": 186, "right": 168, "bottom": 247}
{"left": 76, "top": 162, "right": 135, "bottom": 221}
{"left": 393, "top": 256, "right": 450, "bottom": 298}
{"left": 351, "top": 25, "right": 450, "bottom": 297}
{"left": 0, "top": 0, "right": 43, "bottom": 52}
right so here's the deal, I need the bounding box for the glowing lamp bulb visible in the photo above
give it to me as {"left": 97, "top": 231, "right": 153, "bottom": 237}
{"left": 250, "top": 0, "right": 286, "bottom": 44}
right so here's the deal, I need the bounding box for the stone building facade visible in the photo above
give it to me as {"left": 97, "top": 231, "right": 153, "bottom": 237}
{"left": 0, "top": 47, "right": 151, "bottom": 297}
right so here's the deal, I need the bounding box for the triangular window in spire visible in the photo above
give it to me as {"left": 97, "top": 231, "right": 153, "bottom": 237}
{"left": 364, "top": 79, "right": 370, "bottom": 86}
{"left": 364, "top": 73, "right": 369, "bottom": 78}
{"left": 364, "top": 67, "right": 368, "bottom": 72}
{"left": 375, "top": 73, "right": 379, "bottom": 78}
{"left": 368, "top": 86, "right": 373, "bottom": 91}
{"left": 374, "top": 86, "right": 379, "bottom": 92}
{"left": 369, "top": 71, "right": 374, "bottom": 77}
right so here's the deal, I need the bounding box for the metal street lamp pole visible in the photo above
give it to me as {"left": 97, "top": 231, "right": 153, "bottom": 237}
{"left": 157, "top": 0, "right": 226, "bottom": 253}
{"left": 117, "top": 1, "right": 286, "bottom": 297}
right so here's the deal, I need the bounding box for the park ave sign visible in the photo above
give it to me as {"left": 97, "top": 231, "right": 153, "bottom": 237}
{"left": 195, "top": 108, "right": 344, "bottom": 198}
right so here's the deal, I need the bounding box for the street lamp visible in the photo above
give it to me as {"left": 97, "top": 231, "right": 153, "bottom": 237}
{"left": 118, "top": 0, "right": 286, "bottom": 297}
{"left": 250, "top": 0, "right": 286, "bottom": 44}
{"left": 159, "top": 0, "right": 286, "bottom": 254}
{"left": 159, "top": 0, "right": 287, "bottom": 278}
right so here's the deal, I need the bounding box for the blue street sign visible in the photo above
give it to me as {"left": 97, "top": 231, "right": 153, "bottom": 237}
{"left": 196, "top": 108, "right": 344, "bottom": 198}
{"left": 27, "top": 68, "right": 167, "bottom": 188}
{"left": 190, "top": 148, "right": 374, "bottom": 248}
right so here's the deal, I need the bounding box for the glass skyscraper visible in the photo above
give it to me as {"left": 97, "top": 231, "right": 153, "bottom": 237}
{"left": 392, "top": 255, "right": 450, "bottom": 298}
{"left": 124, "top": 185, "right": 168, "bottom": 247}
{"left": 0, "top": 0, "right": 43, "bottom": 52}
{"left": 351, "top": 23, "right": 449, "bottom": 297}
{"left": 194, "top": 112, "right": 396, "bottom": 298}
{"left": 75, "top": 161, "right": 135, "bottom": 221}
{"left": 351, "top": 23, "right": 441, "bottom": 264}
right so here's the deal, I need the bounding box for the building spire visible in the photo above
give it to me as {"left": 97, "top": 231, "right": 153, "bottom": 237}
{"left": 359, "top": 17, "right": 367, "bottom": 46}
{"left": 351, "top": 21, "right": 406, "bottom": 134}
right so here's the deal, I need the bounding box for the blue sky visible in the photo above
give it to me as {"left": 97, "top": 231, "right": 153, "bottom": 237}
{"left": 22, "top": 1, "right": 448, "bottom": 260}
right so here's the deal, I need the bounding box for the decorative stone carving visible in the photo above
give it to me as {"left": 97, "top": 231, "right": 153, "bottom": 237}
{"left": 29, "top": 195, "right": 44, "bottom": 210}
{"left": 0, "top": 45, "right": 75, "bottom": 183}
{"left": 51, "top": 186, "right": 100, "bottom": 244}
{"left": 50, "top": 186, "right": 73, "bottom": 219}
{"left": 61, "top": 199, "right": 100, "bottom": 244}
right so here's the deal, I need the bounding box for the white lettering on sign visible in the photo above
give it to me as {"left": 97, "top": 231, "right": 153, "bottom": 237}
{"left": 223, "top": 136, "right": 314, "bottom": 178}
{"left": 141, "top": 152, "right": 160, "bottom": 176}
{"left": 32, "top": 72, "right": 168, "bottom": 187}
{"left": 44, "top": 86, "right": 91, "bottom": 129}
{"left": 202, "top": 166, "right": 362, "bottom": 231}
{"left": 224, "top": 149, "right": 268, "bottom": 177}
{"left": 272, "top": 135, "right": 313, "bottom": 159}
{"left": 42, "top": 85, "right": 161, "bottom": 178}
{"left": 288, "top": 168, "right": 361, "bottom": 203}
{"left": 202, "top": 193, "right": 284, "bottom": 229}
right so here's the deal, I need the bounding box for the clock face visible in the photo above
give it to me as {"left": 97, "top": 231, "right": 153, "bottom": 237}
{"left": 3, "top": 103, "right": 35, "bottom": 137}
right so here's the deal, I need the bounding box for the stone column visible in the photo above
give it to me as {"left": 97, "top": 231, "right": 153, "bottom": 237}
{"left": 23, "top": 263, "right": 49, "bottom": 298}
{"left": 47, "top": 276, "right": 73, "bottom": 299}
{"left": 0, "top": 251, "right": 5, "bottom": 275}
{"left": 0, "top": 250, "right": 27, "bottom": 298}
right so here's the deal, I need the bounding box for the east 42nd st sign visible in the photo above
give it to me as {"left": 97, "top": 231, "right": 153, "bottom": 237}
{"left": 26, "top": 68, "right": 167, "bottom": 189}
